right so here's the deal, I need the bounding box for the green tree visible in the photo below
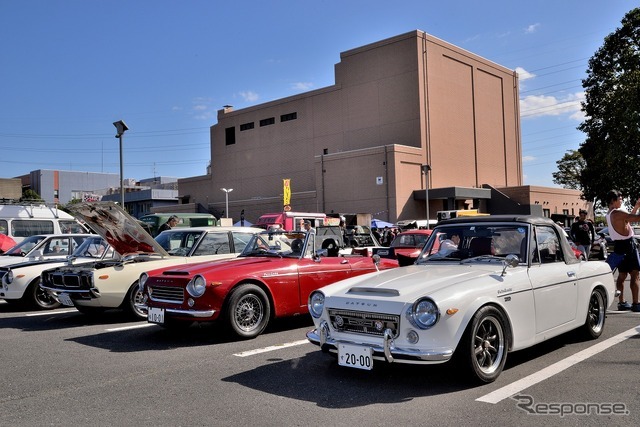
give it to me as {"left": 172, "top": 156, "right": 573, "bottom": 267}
{"left": 552, "top": 150, "right": 585, "bottom": 189}
{"left": 578, "top": 7, "right": 640, "bottom": 209}
{"left": 20, "top": 189, "right": 44, "bottom": 202}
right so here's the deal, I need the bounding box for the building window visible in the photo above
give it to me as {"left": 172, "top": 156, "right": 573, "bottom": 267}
{"left": 280, "top": 112, "right": 297, "bottom": 122}
{"left": 543, "top": 209, "right": 550, "bottom": 217}
{"left": 225, "top": 127, "right": 236, "bottom": 145}
{"left": 240, "top": 122, "right": 254, "bottom": 131}
{"left": 259, "top": 117, "right": 275, "bottom": 127}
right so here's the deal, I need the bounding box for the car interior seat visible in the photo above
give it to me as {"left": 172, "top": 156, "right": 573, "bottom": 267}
{"left": 468, "top": 237, "right": 493, "bottom": 256}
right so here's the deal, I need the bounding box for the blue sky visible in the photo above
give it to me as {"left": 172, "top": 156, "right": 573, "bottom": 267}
{"left": 1, "top": 0, "right": 637, "bottom": 187}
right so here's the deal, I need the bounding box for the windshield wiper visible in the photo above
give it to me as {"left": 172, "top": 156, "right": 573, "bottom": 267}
{"left": 461, "top": 255, "right": 504, "bottom": 263}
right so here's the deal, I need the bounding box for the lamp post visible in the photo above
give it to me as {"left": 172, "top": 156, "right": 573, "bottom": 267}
{"left": 421, "top": 164, "right": 431, "bottom": 229}
{"left": 221, "top": 188, "right": 233, "bottom": 218}
{"left": 113, "top": 120, "right": 129, "bottom": 208}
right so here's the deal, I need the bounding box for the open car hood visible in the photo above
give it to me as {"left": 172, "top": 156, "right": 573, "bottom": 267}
{"left": 68, "top": 202, "right": 168, "bottom": 257}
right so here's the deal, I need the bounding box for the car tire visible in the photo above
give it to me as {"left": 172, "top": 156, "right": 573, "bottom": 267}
{"left": 224, "top": 283, "right": 271, "bottom": 339}
{"left": 581, "top": 288, "right": 606, "bottom": 339}
{"left": 122, "top": 281, "right": 147, "bottom": 320}
{"left": 25, "top": 279, "right": 61, "bottom": 310}
{"left": 456, "top": 306, "right": 508, "bottom": 383}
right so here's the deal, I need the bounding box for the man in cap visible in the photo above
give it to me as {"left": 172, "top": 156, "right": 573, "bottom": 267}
{"left": 570, "top": 209, "right": 595, "bottom": 260}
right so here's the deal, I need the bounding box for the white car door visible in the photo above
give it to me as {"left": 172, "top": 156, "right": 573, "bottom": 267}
{"left": 528, "top": 225, "right": 578, "bottom": 334}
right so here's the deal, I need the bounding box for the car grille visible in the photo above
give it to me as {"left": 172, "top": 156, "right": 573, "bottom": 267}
{"left": 327, "top": 309, "right": 400, "bottom": 338}
{"left": 43, "top": 271, "right": 93, "bottom": 290}
{"left": 149, "top": 285, "right": 184, "bottom": 303}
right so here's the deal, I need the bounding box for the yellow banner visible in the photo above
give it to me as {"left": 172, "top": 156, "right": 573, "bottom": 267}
{"left": 283, "top": 179, "right": 291, "bottom": 207}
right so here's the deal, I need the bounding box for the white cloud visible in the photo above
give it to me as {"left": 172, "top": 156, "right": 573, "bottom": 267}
{"left": 520, "top": 92, "right": 585, "bottom": 119}
{"left": 291, "top": 82, "right": 314, "bottom": 91}
{"left": 522, "top": 155, "right": 536, "bottom": 163}
{"left": 515, "top": 67, "right": 535, "bottom": 81}
{"left": 239, "top": 91, "right": 259, "bottom": 102}
{"left": 193, "top": 105, "right": 207, "bottom": 111}
{"left": 524, "top": 23, "right": 540, "bottom": 34}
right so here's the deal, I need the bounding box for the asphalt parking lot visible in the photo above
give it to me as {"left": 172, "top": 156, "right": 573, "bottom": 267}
{"left": 2, "top": 272, "right": 640, "bottom": 427}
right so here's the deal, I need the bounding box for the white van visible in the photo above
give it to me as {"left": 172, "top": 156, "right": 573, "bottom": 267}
{"left": 0, "top": 204, "right": 89, "bottom": 244}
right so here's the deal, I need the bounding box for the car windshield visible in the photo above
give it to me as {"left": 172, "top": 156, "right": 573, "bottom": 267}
{"left": 416, "top": 224, "right": 528, "bottom": 264}
{"left": 345, "top": 225, "right": 380, "bottom": 246}
{"left": 1, "top": 235, "right": 46, "bottom": 256}
{"left": 240, "top": 231, "right": 312, "bottom": 258}
{"left": 73, "top": 236, "right": 114, "bottom": 259}
{"left": 390, "top": 233, "right": 430, "bottom": 248}
{"left": 155, "top": 230, "right": 205, "bottom": 256}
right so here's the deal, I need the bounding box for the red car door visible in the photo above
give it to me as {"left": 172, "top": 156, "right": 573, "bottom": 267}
{"left": 296, "top": 257, "right": 353, "bottom": 308}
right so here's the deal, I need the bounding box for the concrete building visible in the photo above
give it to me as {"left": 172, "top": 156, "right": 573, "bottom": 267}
{"left": 21, "top": 170, "right": 121, "bottom": 205}
{"left": 0, "top": 178, "right": 22, "bottom": 201}
{"left": 180, "top": 31, "right": 591, "bottom": 223}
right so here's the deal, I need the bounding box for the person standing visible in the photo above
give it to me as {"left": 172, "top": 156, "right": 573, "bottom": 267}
{"left": 157, "top": 215, "right": 179, "bottom": 236}
{"left": 605, "top": 190, "right": 640, "bottom": 311}
{"left": 570, "top": 209, "right": 595, "bottom": 259}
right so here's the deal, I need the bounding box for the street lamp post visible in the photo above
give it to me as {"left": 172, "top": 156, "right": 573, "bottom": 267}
{"left": 421, "top": 164, "right": 431, "bottom": 229}
{"left": 221, "top": 188, "right": 233, "bottom": 218}
{"left": 113, "top": 120, "right": 129, "bottom": 208}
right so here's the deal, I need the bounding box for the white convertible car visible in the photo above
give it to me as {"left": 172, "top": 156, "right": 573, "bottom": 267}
{"left": 307, "top": 215, "right": 617, "bottom": 383}
{"left": 40, "top": 202, "right": 262, "bottom": 319}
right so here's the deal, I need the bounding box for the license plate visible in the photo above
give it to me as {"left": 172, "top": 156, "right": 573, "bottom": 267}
{"left": 147, "top": 307, "right": 165, "bottom": 324}
{"left": 57, "top": 293, "right": 73, "bottom": 307}
{"left": 338, "top": 343, "right": 373, "bottom": 370}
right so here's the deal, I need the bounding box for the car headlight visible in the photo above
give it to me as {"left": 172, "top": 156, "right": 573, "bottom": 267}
{"left": 5, "top": 270, "right": 13, "bottom": 284}
{"left": 138, "top": 273, "right": 148, "bottom": 292}
{"left": 186, "top": 275, "right": 206, "bottom": 298}
{"left": 308, "top": 291, "right": 325, "bottom": 318}
{"left": 408, "top": 297, "right": 439, "bottom": 329}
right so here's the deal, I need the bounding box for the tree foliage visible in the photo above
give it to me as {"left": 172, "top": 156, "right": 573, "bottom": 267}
{"left": 20, "top": 189, "right": 44, "bottom": 203}
{"left": 578, "top": 7, "right": 640, "bottom": 209}
{"left": 552, "top": 150, "right": 585, "bottom": 189}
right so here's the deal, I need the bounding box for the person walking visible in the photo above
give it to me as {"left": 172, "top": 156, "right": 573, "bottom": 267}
{"left": 605, "top": 190, "right": 640, "bottom": 312}
{"left": 570, "top": 209, "right": 595, "bottom": 260}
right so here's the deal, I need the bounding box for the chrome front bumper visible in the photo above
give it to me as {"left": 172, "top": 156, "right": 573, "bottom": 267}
{"left": 306, "top": 321, "right": 452, "bottom": 364}
{"left": 137, "top": 304, "right": 215, "bottom": 318}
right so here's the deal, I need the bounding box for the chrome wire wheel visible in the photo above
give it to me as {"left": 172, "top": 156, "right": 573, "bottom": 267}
{"left": 235, "top": 293, "right": 264, "bottom": 332}
{"left": 226, "top": 284, "right": 271, "bottom": 339}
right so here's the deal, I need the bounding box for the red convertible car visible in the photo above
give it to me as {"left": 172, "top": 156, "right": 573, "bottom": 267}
{"left": 138, "top": 230, "right": 399, "bottom": 338}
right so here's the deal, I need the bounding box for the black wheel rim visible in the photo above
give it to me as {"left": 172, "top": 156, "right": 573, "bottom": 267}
{"left": 587, "top": 291, "right": 605, "bottom": 334}
{"left": 473, "top": 315, "right": 505, "bottom": 375}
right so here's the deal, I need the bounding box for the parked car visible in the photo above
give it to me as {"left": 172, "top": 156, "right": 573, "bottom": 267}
{"left": 596, "top": 226, "right": 640, "bottom": 256}
{"left": 306, "top": 215, "right": 616, "bottom": 383}
{"left": 0, "top": 235, "right": 107, "bottom": 309}
{"left": 139, "top": 229, "right": 399, "bottom": 338}
{"left": 0, "top": 233, "right": 92, "bottom": 267}
{"left": 374, "top": 229, "right": 433, "bottom": 266}
{"left": 39, "top": 202, "right": 262, "bottom": 319}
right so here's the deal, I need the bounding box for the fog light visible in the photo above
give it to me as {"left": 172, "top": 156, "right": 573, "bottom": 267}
{"left": 188, "top": 298, "right": 195, "bottom": 307}
{"left": 407, "top": 330, "right": 419, "bottom": 344}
